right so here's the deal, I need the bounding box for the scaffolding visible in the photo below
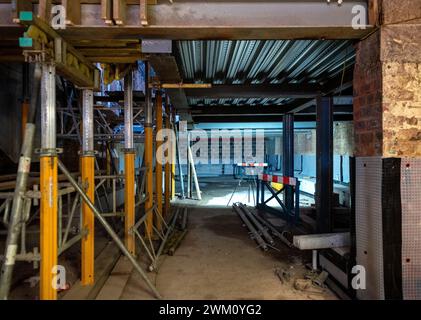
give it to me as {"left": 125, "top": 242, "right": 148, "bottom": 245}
{"left": 0, "top": 11, "right": 178, "bottom": 301}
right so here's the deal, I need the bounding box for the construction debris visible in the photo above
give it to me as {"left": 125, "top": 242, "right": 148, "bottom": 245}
{"left": 313, "top": 271, "right": 329, "bottom": 288}
{"left": 294, "top": 279, "right": 313, "bottom": 291}
{"left": 274, "top": 267, "right": 293, "bottom": 284}
{"left": 294, "top": 278, "right": 326, "bottom": 295}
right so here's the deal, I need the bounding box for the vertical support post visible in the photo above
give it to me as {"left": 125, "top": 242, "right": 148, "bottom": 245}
{"left": 144, "top": 62, "right": 154, "bottom": 238}
{"left": 294, "top": 181, "right": 300, "bottom": 223}
{"left": 101, "top": 0, "right": 113, "bottom": 25}
{"left": 283, "top": 113, "right": 294, "bottom": 218}
{"left": 39, "top": 63, "right": 58, "bottom": 300}
{"left": 38, "top": 0, "right": 52, "bottom": 21}
{"left": 164, "top": 99, "right": 171, "bottom": 218}
{"left": 155, "top": 92, "right": 163, "bottom": 231}
{"left": 174, "top": 122, "right": 185, "bottom": 199}
{"left": 81, "top": 89, "right": 95, "bottom": 285}
{"left": 187, "top": 141, "right": 202, "bottom": 200}
{"left": 171, "top": 109, "right": 176, "bottom": 199}
{"left": 256, "top": 177, "right": 260, "bottom": 207}
{"left": 21, "top": 100, "right": 29, "bottom": 141}
{"left": 187, "top": 133, "right": 191, "bottom": 198}
{"left": 312, "top": 250, "right": 318, "bottom": 271}
{"left": 139, "top": 0, "right": 148, "bottom": 26}
{"left": 124, "top": 70, "right": 136, "bottom": 255}
{"left": 316, "top": 96, "right": 334, "bottom": 233}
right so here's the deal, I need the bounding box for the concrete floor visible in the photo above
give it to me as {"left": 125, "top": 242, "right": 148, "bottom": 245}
{"left": 113, "top": 178, "right": 337, "bottom": 300}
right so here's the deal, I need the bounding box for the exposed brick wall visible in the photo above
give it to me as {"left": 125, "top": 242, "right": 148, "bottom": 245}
{"left": 381, "top": 0, "right": 421, "bottom": 25}
{"left": 381, "top": 25, "right": 421, "bottom": 157}
{"left": 382, "top": 61, "right": 421, "bottom": 156}
{"left": 354, "top": 23, "right": 421, "bottom": 158}
{"left": 354, "top": 31, "right": 383, "bottom": 157}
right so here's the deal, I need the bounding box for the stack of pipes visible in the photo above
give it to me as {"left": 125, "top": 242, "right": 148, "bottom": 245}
{"left": 232, "top": 203, "right": 292, "bottom": 251}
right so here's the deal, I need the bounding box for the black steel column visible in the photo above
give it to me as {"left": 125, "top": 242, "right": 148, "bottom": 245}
{"left": 283, "top": 113, "right": 294, "bottom": 216}
{"left": 316, "top": 97, "right": 333, "bottom": 233}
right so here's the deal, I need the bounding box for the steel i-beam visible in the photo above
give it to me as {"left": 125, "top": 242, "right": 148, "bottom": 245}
{"left": 283, "top": 113, "right": 295, "bottom": 218}
{"left": 155, "top": 92, "right": 163, "bottom": 231}
{"left": 124, "top": 71, "right": 136, "bottom": 255}
{"left": 316, "top": 97, "right": 334, "bottom": 233}
{"left": 81, "top": 89, "right": 95, "bottom": 285}
{"left": 144, "top": 62, "right": 154, "bottom": 238}
{"left": 40, "top": 63, "right": 58, "bottom": 300}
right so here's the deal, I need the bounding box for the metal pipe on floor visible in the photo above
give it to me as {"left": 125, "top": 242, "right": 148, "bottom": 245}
{"left": 57, "top": 159, "right": 162, "bottom": 300}
{"left": 0, "top": 63, "right": 41, "bottom": 300}
{"left": 232, "top": 204, "right": 268, "bottom": 251}
{"left": 181, "top": 207, "right": 188, "bottom": 230}
{"left": 124, "top": 70, "right": 136, "bottom": 255}
{"left": 39, "top": 63, "right": 58, "bottom": 300}
{"left": 81, "top": 89, "right": 95, "bottom": 285}
{"left": 168, "top": 229, "right": 188, "bottom": 256}
{"left": 149, "top": 207, "right": 181, "bottom": 271}
{"left": 250, "top": 210, "right": 292, "bottom": 248}
{"left": 238, "top": 203, "right": 274, "bottom": 245}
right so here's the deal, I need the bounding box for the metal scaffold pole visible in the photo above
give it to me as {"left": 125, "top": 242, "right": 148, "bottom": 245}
{"left": 144, "top": 62, "right": 154, "bottom": 238}
{"left": 164, "top": 98, "right": 171, "bottom": 217}
{"left": 155, "top": 91, "right": 163, "bottom": 231}
{"left": 0, "top": 64, "right": 41, "bottom": 300}
{"left": 187, "top": 135, "right": 202, "bottom": 201}
{"left": 171, "top": 108, "right": 176, "bottom": 200}
{"left": 56, "top": 160, "right": 162, "bottom": 299}
{"left": 174, "top": 118, "right": 185, "bottom": 199}
{"left": 81, "top": 89, "right": 95, "bottom": 285}
{"left": 39, "top": 63, "right": 58, "bottom": 300}
{"left": 124, "top": 70, "right": 136, "bottom": 255}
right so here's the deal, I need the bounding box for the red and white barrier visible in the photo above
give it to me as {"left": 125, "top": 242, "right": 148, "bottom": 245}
{"left": 237, "top": 163, "right": 268, "bottom": 167}
{"left": 258, "top": 174, "right": 298, "bottom": 187}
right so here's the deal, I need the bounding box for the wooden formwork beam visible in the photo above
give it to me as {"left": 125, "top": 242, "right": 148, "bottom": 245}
{"left": 37, "top": 0, "right": 52, "bottom": 21}
{"left": 62, "top": 0, "right": 81, "bottom": 26}
{"left": 19, "top": 12, "right": 100, "bottom": 89}
{"left": 139, "top": 0, "right": 148, "bottom": 26}
{"left": 101, "top": 0, "right": 113, "bottom": 25}
{"left": 113, "top": 0, "right": 126, "bottom": 25}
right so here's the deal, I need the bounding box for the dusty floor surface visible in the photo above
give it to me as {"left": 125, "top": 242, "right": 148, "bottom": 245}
{"left": 6, "top": 177, "right": 337, "bottom": 300}
{"left": 117, "top": 178, "right": 337, "bottom": 300}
